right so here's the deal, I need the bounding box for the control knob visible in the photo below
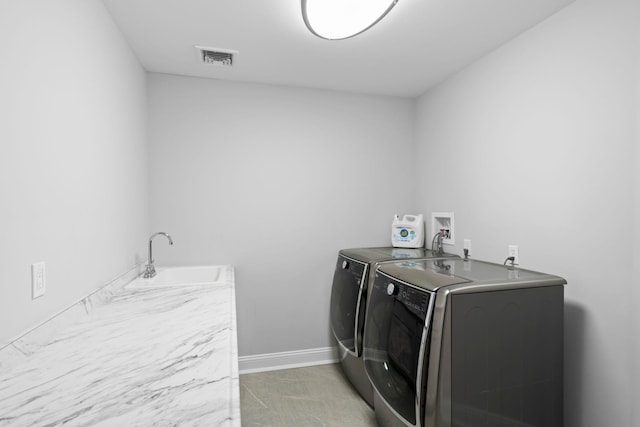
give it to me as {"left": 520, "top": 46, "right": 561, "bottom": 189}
{"left": 387, "top": 283, "right": 399, "bottom": 296}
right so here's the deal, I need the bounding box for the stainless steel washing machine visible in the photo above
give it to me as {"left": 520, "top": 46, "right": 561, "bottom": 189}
{"left": 363, "top": 258, "right": 566, "bottom": 427}
{"left": 330, "top": 247, "right": 458, "bottom": 407}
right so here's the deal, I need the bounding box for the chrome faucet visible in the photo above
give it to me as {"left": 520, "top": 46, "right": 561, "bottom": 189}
{"left": 431, "top": 230, "right": 444, "bottom": 256}
{"left": 143, "top": 232, "right": 173, "bottom": 278}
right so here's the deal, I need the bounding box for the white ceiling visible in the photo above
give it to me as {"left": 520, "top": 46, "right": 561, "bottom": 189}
{"left": 101, "top": 0, "right": 575, "bottom": 98}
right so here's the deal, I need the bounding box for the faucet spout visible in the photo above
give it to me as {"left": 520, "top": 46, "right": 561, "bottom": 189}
{"left": 150, "top": 231, "right": 173, "bottom": 246}
{"left": 143, "top": 232, "right": 173, "bottom": 278}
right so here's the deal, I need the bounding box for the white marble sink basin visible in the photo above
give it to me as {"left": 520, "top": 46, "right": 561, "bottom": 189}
{"left": 128, "top": 265, "right": 231, "bottom": 288}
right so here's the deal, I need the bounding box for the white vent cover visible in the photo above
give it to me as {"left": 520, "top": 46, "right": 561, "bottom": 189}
{"left": 195, "top": 46, "right": 238, "bottom": 67}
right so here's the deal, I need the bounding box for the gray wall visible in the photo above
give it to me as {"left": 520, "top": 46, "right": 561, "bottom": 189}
{"left": 0, "top": 0, "right": 149, "bottom": 346}
{"left": 634, "top": 23, "right": 640, "bottom": 424}
{"left": 147, "top": 73, "right": 416, "bottom": 356}
{"left": 414, "top": 0, "right": 639, "bottom": 426}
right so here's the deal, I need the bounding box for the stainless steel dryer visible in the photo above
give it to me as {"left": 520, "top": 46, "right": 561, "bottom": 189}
{"left": 330, "top": 247, "right": 458, "bottom": 407}
{"left": 363, "top": 258, "right": 566, "bottom": 427}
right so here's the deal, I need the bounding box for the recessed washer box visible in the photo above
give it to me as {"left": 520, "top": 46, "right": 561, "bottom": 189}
{"left": 431, "top": 212, "right": 454, "bottom": 245}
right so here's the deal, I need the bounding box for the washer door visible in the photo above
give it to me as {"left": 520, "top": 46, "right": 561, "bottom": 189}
{"left": 364, "top": 272, "right": 434, "bottom": 426}
{"left": 330, "top": 255, "right": 368, "bottom": 355}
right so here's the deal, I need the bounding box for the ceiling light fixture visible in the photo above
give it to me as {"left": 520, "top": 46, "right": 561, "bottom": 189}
{"left": 301, "top": 0, "right": 399, "bottom": 40}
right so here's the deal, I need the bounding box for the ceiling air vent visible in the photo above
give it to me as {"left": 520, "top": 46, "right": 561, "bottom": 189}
{"left": 195, "top": 46, "right": 238, "bottom": 67}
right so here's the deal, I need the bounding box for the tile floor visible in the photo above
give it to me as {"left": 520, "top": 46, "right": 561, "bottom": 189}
{"left": 239, "top": 363, "right": 376, "bottom": 426}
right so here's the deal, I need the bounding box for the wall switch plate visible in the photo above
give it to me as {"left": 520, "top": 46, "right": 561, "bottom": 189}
{"left": 31, "top": 262, "right": 46, "bottom": 299}
{"left": 508, "top": 245, "right": 519, "bottom": 265}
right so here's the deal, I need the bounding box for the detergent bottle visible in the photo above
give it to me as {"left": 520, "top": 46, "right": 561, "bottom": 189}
{"left": 391, "top": 214, "right": 425, "bottom": 248}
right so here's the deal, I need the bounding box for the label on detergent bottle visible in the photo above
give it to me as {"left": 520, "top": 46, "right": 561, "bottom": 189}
{"left": 393, "top": 227, "right": 417, "bottom": 243}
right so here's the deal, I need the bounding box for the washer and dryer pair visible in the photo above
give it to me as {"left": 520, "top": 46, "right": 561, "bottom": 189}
{"left": 329, "top": 247, "right": 458, "bottom": 407}
{"left": 331, "top": 249, "right": 566, "bottom": 427}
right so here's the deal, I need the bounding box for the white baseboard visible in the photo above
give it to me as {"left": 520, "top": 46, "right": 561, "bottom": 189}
{"left": 239, "top": 346, "right": 339, "bottom": 374}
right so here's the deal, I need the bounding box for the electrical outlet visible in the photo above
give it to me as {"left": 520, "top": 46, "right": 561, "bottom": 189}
{"left": 508, "top": 245, "right": 519, "bottom": 265}
{"left": 31, "top": 262, "right": 46, "bottom": 299}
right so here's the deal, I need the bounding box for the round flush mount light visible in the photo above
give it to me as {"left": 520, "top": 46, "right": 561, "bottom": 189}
{"left": 302, "top": 0, "right": 399, "bottom": 40}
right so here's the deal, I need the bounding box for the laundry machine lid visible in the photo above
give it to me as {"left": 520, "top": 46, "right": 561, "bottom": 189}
{"left": 377, "top": 258, "right": 566, "bottom": 293}
{"left": 377, "top": 260, "right": 470, "bottom": 291}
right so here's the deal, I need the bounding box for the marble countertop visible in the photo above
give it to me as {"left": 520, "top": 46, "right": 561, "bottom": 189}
{"left": 0, "top": 266, "right": 239, "bottom": 426}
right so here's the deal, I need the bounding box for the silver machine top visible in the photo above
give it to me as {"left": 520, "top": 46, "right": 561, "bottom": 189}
{"left": 376, "top": 258, "right": 566, "bottom": 294}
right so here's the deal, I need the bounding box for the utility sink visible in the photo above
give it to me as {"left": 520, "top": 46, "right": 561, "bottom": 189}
{"left": 127, "top": 265, "right": 231, "bottom": 288}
